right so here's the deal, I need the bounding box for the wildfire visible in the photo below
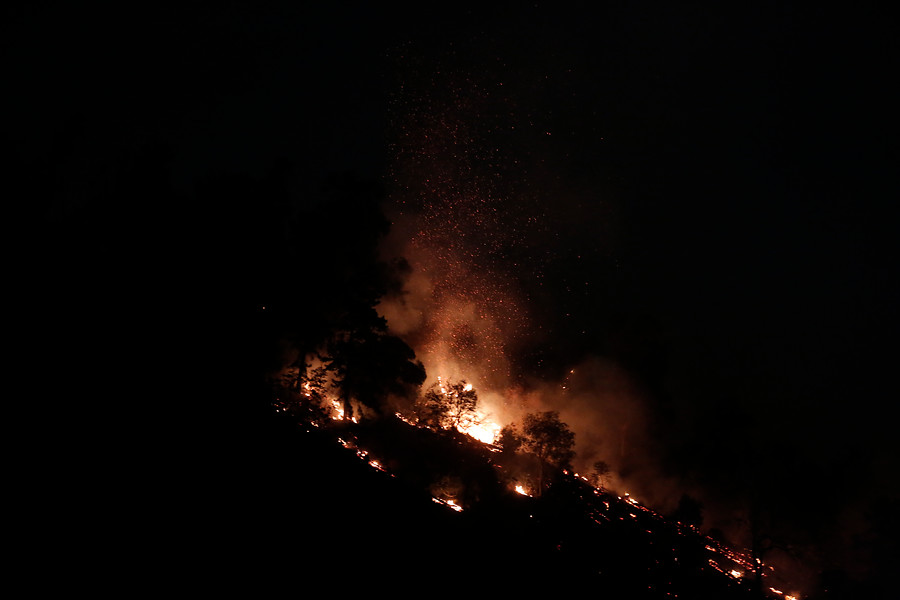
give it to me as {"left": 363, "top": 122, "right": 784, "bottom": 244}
{"left": 331, "top": 399, "right": 344, "bottom": 420}
{"left": 279, "top": 373, "right": 811, "bottom": 600}
{"left": 428, "top": 376, "right": 503, "bottom": 443}
{"left": 395, "top": 412, "right": 417, "bottom": 426}
{"left": 457, "top": 414, "right": 502, "bottom": 444}
{"left": 330, "top": 399, "right": 358, "bottom": 423}
{"left": 432, "top": 497, "right": 464, "bottom": 512}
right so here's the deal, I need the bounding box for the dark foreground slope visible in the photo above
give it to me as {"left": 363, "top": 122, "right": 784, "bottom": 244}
{"left": 177, "top": 399, "right": 771, "bottom": 599}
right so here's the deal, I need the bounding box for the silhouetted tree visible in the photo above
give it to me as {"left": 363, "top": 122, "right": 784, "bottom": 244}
{"left": 671, "top": 493, "right": 704, "bottom": 528}
{"left": 327, "top": 315, "right": 426, "bottom": 420}
{"left": 589, "top": 460, "right": 611, "bottom": 489}
{"left": 498, "top": 424, "right": 523, "bottom": 455}
{"left": 740, "top": 495, "right": 800, "bottom": 599}
{"left": 416, "top": 378, "right": 479, "bottom": 432}
{"left": 520, "top": 411, "right": 575, "bottom": 495}
{"left": 271, "top": 361, "right": 332, "bottom": 424}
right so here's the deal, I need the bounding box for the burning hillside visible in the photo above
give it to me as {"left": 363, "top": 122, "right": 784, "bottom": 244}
{"left": 254, "top": 39, "right": 826, "bottom": 600}
{"left": 268, "top": 374, "right": 804, "bottom": 599}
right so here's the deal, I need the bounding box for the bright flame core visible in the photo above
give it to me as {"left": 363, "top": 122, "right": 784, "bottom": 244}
{"left": 430, "top": 375, "right": 503, "bottom": 443}
{"left": 457, "top": 412, "right": 502, "bottom": 444}
{"left": 331, "top": 399, "right": 344, "bottom": 420}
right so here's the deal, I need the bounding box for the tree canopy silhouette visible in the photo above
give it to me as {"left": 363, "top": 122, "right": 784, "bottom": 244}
{"left": 521, "top": 411, "right": 576, "bottom": 495}
{"left": 589, "top": 460, "right": 611, "bottom": 490}
{"left": 326, "top": 311, "right": 426, "bottom": 420}
{"left": 251, "top": 172, "right": 427, "bottom": 421}
{"left": 416, "top": 378, "right": 479, "bottom": 432}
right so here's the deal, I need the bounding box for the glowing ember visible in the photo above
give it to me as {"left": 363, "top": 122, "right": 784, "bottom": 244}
{"left": 432, "top": 497, "right": 464, "bottom": 512}
{"left": 515, "top": 484, "right": 531, "bottom": 496}
{"left": 730, "top": 569, "right": 743, "bottom": 579}
{"left": 395, "top": 412, "right": 417, "bottom": 426}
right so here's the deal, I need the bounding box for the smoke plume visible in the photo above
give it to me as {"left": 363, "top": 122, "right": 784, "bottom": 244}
{"left": 375, "top": 55, "right": 668, "bottom": 509}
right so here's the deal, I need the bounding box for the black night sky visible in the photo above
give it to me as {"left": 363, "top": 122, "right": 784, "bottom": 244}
{"left": 16, "top": 2, "right": 897, "bottom": 595}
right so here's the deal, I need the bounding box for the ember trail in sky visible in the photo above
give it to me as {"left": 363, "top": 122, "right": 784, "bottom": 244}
{"left": 375, "top": 60, "right": 661, "bottom": 509}
{"left": 371, "top": 57, "right": 816, "bottom": 595}
{"left": 15, "top": 3, "right": 893, "bottom": 597}
{"left": 377, "top": 60, "right": 634, "bottom": 469}
{"left": 380, "top": 66, "right": 559, "bottom": 399}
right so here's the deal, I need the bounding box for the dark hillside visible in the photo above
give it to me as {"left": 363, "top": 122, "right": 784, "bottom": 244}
{"left": 188, "top": 391, "right": 781, "bottom": 598}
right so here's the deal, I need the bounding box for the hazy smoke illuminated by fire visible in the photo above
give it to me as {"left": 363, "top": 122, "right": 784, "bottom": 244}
{"left": 376, "top": 63, "right": 668, "bottom": 504}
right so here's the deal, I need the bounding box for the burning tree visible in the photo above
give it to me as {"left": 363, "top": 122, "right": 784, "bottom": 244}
{"left": 589, "top": 460, "right": 612, "bottom": 489}
{"left": 416, "top": 378, "right": 480, "bottom": 432}
{"left": 269, "top": 358, "right": 333, "bottom": 424}
{"left": 521, "top": 411, "right": 576, "bottom": 496}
